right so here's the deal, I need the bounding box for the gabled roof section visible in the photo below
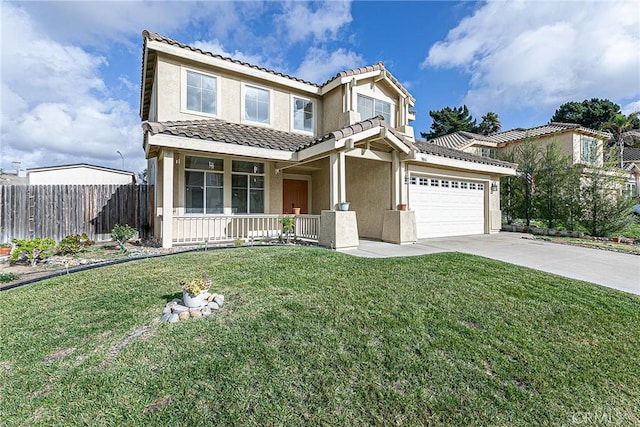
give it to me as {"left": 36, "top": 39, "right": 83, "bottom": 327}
{"left": 26, "top": 163, "right": 134, "bottom": 175}
{"left": 489, "top": 122, "right": 610, "bottom": 145}
{"left": 623, "top": 147, "right": 640, "bottom": 162}
{"left": 322, "top": 62, "right": 415, "bottom": 104}
{"left": 413, "top": 140, "right": 517, "bottom": 169}
{"left": 427, "top": 131, "right": 495, "bottom": 150}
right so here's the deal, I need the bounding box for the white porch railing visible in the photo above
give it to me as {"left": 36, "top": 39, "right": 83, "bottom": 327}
{"left": 172, "top": 214, "right": 320, "bottom": 244}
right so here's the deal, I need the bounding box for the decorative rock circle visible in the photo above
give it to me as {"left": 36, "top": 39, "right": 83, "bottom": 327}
{"left": 160, "top": 293, "right": 225, "bottom": 322}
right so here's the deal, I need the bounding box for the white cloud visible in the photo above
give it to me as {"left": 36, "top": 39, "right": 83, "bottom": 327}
{"left": 295, "top": 47, "right": 364, "bottom": 83}
{"left": 279, "top": 0, "right": 353, "bottom": 43}
{"left": 622, "top": 100, "right": 640, "bottom": 115}
{"left": 0, "top": 4, "right": 142, "bottom": 173}
{"left": 422, "top": 0, "right": 640, "bottom": 115}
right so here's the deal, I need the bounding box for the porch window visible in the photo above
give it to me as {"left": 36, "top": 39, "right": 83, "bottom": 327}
{"left": 293, "top": 96, "right": 314, "bottom": 133}
{"left": 232, "top": 161, "right": 265, "bottom": 213}
{"left": 244, "top": 85, "right": 270, "bottom": 124}
{"left": 357, "top": 94, "right": 391, "bottom": 124}
{"left": 185, "top": 156, "right": 224, "bottom": 214}
{"left": 185, "top": 70, "right": 217, "bottom": 115}
{"left": 581, "top": 136, "right": 597, "bottom": 164}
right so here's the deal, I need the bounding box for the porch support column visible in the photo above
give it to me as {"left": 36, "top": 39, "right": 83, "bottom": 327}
{"left": 338, "top": 151, "right": 346, "bottom": 204}
{"left": 329, "top": 152, "right": 339, "bottom": 209}
{"left": 161, "top": 149, "right": 174, "bottom": 248}
{"left": 399, "top": 161, "right": 408, "bottom": 205}
{"left": 392, "top": 152, "right": 400, "bottom": 208}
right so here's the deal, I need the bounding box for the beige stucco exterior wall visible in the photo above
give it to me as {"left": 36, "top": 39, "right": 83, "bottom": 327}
{"left": 310, "top": 158, "right": 331, "bottom": 213}
{"left": 154, "top": 54, "right": 322, "bottom": 136}
{"left": 346, "top": 157, "right": 391, "bottom": 239}
{"left": 321, "top": 87, "right": 344, "bottom": 134}
{"left": 28, "top": 168, "right": 134, "bottom": 185}
{"left": 496, "top": 132, "right": 603, "bottom": 166}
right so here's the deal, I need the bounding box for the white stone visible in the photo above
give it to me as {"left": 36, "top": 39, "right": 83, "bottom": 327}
{"left": 168, "top": 314, "right": 179, "bottom": 323}
{"left": 208, "top": 302, "right": 220, "bottom": 310}
{"left": 213, "top": 296, "right": 224, "bottom": 307}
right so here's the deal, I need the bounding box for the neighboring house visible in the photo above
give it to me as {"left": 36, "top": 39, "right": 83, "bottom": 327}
{"left": 27, "top": 164, "right": 136, "bottom": 185}
{"left": 428, "top": 122, "right": 610, "bottom": 167}
{"left": 140, "top": 31, "right": 517, "bottom": 249}
{"left": 0, "top": 172, "right": 28, "bottom": 185}
{"left": 623, "top": 148, "right": 640, "bottom": 198}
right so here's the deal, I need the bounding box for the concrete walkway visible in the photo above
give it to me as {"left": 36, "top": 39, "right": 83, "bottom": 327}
{"left": 339, "top": 232, "right": 640, "bottom": 296}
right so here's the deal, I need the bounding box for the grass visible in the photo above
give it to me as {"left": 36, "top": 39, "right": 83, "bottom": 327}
{"left": 1, "top": 246, "right": 639, "bottom": 426}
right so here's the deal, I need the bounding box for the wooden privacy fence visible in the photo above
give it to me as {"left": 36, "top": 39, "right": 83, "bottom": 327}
{"left": 0, "top": 185, "right": 154, "bottom": 242}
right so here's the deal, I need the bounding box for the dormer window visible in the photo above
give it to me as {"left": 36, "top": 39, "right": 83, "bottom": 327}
{"left": 185, "top": 70, "right": 217, "bottom": 115}
{"left": 580, "top": 136, "right": 597, "bottom": 164}
{"left": 292, "top": 96, "right": 314, "bottom": 133}
{"left": 357, "top": 94, "right": 391, "bottom": 124}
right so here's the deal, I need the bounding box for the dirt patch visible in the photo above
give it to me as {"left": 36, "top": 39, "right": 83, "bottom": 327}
{"left": 43, "top": 347, "right": 76, "bottom": 364}
{"left": 101, "top": 326, "right": 152, "bottom": 368}
{"left": 142, "top": 396, "right": 172, "bottom": 415}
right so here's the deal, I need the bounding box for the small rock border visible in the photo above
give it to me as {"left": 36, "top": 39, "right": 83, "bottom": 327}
{"left": 161, "top": 292, "right": 225, "bottom": 322}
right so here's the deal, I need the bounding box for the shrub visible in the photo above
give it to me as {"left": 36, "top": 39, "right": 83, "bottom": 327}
{"left": 10, "top": 237, "right": 56, "bottom": 267}
{"left": 0, "top": 273, "right": 19, "bottom": 283}
{"left": 111, "top": 224, "right": 137, "bottom": 250}
{"left": 57, "top": 233, "right": 94, "bottom": 255}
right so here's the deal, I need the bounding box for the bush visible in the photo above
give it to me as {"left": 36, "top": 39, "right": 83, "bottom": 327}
{"left": 0, "top": 273, "right": 20, "bottom": 283}
{"left": 111, "top": 224, "right": 137, "bottom": 250}
{"left": 57, "top": 233, "right": 94, "bottom": 255}
{"left": 10, "top": 237, "right": 56, "bottom": 267}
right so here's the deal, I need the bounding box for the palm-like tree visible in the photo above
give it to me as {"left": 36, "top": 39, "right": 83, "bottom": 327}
{"left": 602, "top": 112, "right": 639, "bottom": 168}
{"left": 478, "top": 112, "right": 501, "bottom": 135}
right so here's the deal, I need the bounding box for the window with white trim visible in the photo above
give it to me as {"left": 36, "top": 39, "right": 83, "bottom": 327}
{"left": 461, "top": 182, "right": 468, "bottom": 189}
{"left": 470, "top": 183, "right": 477, "bottom": 190}
{"left": 451, "top": 181, "right": 459, "bottom": 189}
{"left": 244, "top": 85, "right": 270, "bottom": 124}
{"left": 581, "top": 136, "right": 597, "bottom": 164}
{"left": 419, "top": 177, "right": 429, "bottom": 186}
{"left": 430, "top": 179, "right": 439, "bottom": 187}
{"left": 357, "top": 94, "right": 391, "bottom": 124}
{"left": 185, "top": 70, "right": 217, "bottom": 115}
{"left": 293, "top": 97, "right": 314, "bottom": 133}
{"left": 232, "top": 161, "right": 265, "bottom": 213}
{"left": 442, "top": 180, "right": 450, "bottom": 188}
{"left": 478, "top": 183, "right": 484, "bottom": 190}
{"left": 185, "top": 156, "right": 224, "bottom": 214}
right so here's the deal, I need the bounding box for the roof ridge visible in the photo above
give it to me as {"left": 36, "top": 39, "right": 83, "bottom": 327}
{"left": 142, "top": 30, "right": 319, "bottom": 87}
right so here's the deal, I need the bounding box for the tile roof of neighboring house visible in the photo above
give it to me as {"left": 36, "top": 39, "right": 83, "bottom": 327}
{"left": 488, "top": 122, "right": 610, "bottom": 144}
{"left": 622, "top": 130, "right": 640, "bottom": 145}
{"left": 323, "top": 62, "right": 415, "bottom": 103}
{"left": 0, "top": 173, "right": 28, "bottom": 185}
{"left": 623, "top": 147, "right": 640, "bottom": 162}
{"left": 413, "top": 140, "right": 517, "bottom": 169}
{"left": 427, "top": 131, "right": 495, "bottom": 149}
{"left": 26, "top": 164, "right": 134, "bottom": 175}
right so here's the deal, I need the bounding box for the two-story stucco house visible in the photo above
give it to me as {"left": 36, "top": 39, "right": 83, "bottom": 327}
{"left": 428, "top": 122, "right": 610, "bottom": 167}
{"left": 139, "top": 31, "right": 517, "bottom": 248}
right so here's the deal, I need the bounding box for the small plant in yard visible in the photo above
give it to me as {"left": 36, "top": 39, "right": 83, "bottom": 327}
{"left": 279, "top": 216, "right": 295, "bottom": 243}
{"left": 111, "top": 223, "right": 137, "bottom": 250}
{"left": 10, "top": 237, "right": 56, "bottom": 266}
{"left": 57, "top": 233, "right": 94, "bottom": 255}
{"left": 178, "top": 273, "right": 212, "bottom": 296}
{"left": 0, "top": 272, "right": 19, "bottom": 283}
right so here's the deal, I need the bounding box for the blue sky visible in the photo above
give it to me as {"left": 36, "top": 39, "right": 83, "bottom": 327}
{"left": 1, "top": 0, "right": 639, "bottom": 175}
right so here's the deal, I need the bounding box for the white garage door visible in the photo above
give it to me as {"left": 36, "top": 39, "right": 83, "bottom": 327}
{"left": 410, "top": 176, "right": 485, "bottom": 239}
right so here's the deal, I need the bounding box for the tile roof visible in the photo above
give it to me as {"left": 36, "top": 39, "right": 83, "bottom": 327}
{"left": 413, "top": 140, "right": 517, "bottom": 169}
{"left": 142, "top": 30, "right": 318, "bottom": 87}
{"left": 427, "top": 131, "right": 495, "bottom": 149}
{"left": 488, "top": 122, "right": 610, "bottom": 144}
{"left": 623, "top": 147, "right": 640, "bottom": 162}
{"left": 322, "top": 62, "right": 415, "bottom": 103}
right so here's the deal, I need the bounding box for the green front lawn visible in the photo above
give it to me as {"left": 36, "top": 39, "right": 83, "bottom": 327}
{"left": 1, "top": 247, "right": 638, "bottom": 425}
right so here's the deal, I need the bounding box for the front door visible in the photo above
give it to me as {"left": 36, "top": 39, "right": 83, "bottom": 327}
{"left": 282, "top": 179, "right": 308, "bottom": 214}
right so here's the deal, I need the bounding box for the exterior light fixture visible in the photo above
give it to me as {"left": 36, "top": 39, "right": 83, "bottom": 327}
{"left": 491, "top": 182, "right": 498, "bottom": 192}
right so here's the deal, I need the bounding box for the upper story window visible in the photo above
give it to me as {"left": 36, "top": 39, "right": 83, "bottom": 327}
{"left": 481, "top": 147, "right": 497, "bottom": 158}
{"left": 184, "top": 156, "right": 224, "bottom": 214}
{"left": 580, "top": 136, "right": 598, "bottom": 164}
{"left": 357, "top": 94, "right": 391, "bottom": 124}
{"left": 232, "top": 160, "right": 265, "bottom": 214}
{"left": 244, "top": 85, "right": 270, "bottom": 124}
{"left": 293, "top": 96, "right": 314, "bottom": 133}
{"left": 185, "top": 70, "right": 217, "bottom": 115}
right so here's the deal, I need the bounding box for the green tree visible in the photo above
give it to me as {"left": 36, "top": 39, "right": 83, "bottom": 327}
{"left": 478, "top": 112, "right": 501, "bottom": 135}
{"left": 602, "top": 112, "right": 640, "bottom": 168}
{"left": 550, "top": 98, "right": 621, "bottom": 130}
{"left": 421, "top": 105, "right": 477, "bottom": 139}
{"left": 579, "top": 146, "right": 635, "bottom": 237}
{"left": 533, "top": 142, "right": 575, "bottom": 229}
{"left": 499, "top": 150, "right": 518, "bottom": 225}
{"left": 499, "top": 141, "right": 540, "bottom": 227}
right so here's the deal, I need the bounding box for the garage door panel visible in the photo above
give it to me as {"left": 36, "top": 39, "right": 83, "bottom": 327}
{"left": 410, "top": 178, "right": 485, "bottom": 239}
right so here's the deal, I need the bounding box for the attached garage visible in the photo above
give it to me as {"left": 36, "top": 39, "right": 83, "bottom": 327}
{"left": 409, "top": 176, "right": 486, "bottom": 238}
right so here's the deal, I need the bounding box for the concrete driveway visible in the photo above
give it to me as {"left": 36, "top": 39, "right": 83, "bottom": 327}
{"left": 340, "top": 233, "right": 640, "bottom": 296}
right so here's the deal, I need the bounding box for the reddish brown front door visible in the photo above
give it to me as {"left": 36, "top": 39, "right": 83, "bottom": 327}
{"left": 282, "top": 179, "right": 308, "bottom": 214}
